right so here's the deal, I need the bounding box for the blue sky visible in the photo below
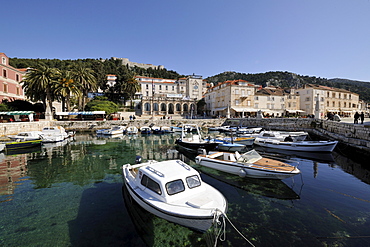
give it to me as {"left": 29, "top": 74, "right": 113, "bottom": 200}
{"left": 2, "top": 0, "right": 370, "bottom": 81}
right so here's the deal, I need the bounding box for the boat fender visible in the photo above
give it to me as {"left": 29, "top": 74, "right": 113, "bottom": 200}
{"left": 195, "top": 157, "right": 201, "bottom": 164}
{"left": 135, "top": 155, "right": 142, "bottom": 164}
{"left": 238, "top": 169, "right": 246, "bottom": 178}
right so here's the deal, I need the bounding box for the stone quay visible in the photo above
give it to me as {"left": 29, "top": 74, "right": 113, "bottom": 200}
{"left": 0, "top": 117, "right": 369, "bottom": 155}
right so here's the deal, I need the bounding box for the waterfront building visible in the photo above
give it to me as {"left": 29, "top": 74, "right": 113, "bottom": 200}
{"left": 254, "top": 87, "right": 301, "bottom": 117}
{"left": 205, "top": 79, "right": 258, "bottom": 117}
{"left": 134, "top": 75, "right": 205, "bottom": 118}
{"left": 0, "top": 53, "right": 26, "bottom": 102}
{"left": 296, "top": 84, "right": 360, "bottom": 118}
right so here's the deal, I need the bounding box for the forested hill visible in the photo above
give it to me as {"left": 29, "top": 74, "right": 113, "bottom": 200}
{"left": 9, "top": 57, "right": 183, "bottom": 83}
{"left": 206, "top": 71, "right": 370, "bottom": 102}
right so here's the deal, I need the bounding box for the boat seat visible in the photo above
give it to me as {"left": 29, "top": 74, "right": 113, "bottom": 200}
{"left": 192, "top": 135, "right": 200, "bottom": 142}
{"left": 234, "top": 151, "right": 241, "bottom": 160}
{"left": 229, "top": 154, "right": 236, "bottom": 161}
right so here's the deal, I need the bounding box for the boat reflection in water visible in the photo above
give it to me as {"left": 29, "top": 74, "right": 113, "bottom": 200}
{"left": 175, "top": 146, "right": 301, "bottom": 200}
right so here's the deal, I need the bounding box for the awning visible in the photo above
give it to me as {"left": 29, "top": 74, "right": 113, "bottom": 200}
{"left": 285, "top": 109, "right": 305, "bottom": 113}
{"left": 262, "top": 110, "right": 281, "bottom": 114}
{"left": 231, "top": 107, "right": 258, "bottom": 112}
{"left": 55, "top": 111, "right": 106, "bottom": 116}
{"left": 213, "top": 107, "right": 227, "bottom": 111}
{"left": 0, "top": 111, "right": 34, "bottom": 115}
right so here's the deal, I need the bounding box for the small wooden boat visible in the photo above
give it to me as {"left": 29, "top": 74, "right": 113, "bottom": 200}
{"left": 122, "top": 159, "right": 228, "bottom": 232}
{"left": 175, "top": 124, "right": 218, "bottom": 152}
{"left": 254, "top": 138, "right": 338, "bottom": 152}
{"left": 195, "top": 149, "right": 300, "bottom": 180}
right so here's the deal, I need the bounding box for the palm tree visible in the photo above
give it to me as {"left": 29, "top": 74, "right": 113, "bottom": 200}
{"left": 70, "top": 63, "right": 97, "bottom": 111}
{"left": 54, "top": 70, "right": 82, "bottom": 111}
{"left": 124, "top": 74, "right": 141, "bottom": 109}
{"left": 22, "top": 64, "right": 60, "bottom": 118}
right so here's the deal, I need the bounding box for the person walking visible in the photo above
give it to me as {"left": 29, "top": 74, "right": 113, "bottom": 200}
{"left": 354, "top": 112, "right": 360, "bottom": 124}
{"left": 360, "top": 112, "right": 365, "bottom": 124}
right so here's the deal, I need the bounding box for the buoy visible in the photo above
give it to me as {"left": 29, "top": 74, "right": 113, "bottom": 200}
{"left": 238, "top": 169, "right": 246, "bottom": 177}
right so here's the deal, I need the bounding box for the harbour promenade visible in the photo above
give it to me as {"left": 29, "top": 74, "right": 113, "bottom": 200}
{"left": 0, "top": 116, "right": 370, "bottom": 154}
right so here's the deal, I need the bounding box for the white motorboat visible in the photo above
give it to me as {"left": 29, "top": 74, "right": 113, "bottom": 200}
{"left": 254, "top": 138, "right": 338, "bottom": 152}
{"left": 175, "top": 124, "right": 218, "bottom": 152}
{"left": 140, "top": 126, "right": 152, "bottom": 134}
{"left": 196, "top": 149, "right": 301, "bottom": 180}
{"left": 39, "top": 126, "right": 69, "bottom": 143}
{"left": 255, "top": 130, "right": 309, "bottom": 141}
{"left": 8, "top": 131, "right": 42, "bottom": 141}
{"left": 126, "top": 126, "right": 138, "bottom": 134}
{"left": 161, "top": 126, "right": 174, "bottom": 133}
{"left": 122, "top": 159, "right": 228, "bottom": 232}
{"left": 98, "top": 126, "right": 126, "bottom": 135}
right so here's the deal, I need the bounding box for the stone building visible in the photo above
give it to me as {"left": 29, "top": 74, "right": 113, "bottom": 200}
{"left": 111, "top": 57, "right": 164, "bottom": 70}
{"left": 0, "top": 53, "right": 26, "bottom": 102}
{"left": 205, "top": 79, "right": 259, "bottom": 117}
{"left": 254, "top": 87, "right": 301, "bottom": 117}
{"left": 296, "top": 84, "right": 360, "bottom": 118}
{"left": 134, "top": 75, "right": 205, "bottom": 118}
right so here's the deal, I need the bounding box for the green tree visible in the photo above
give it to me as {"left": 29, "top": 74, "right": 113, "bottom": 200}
{"left": 22, "top": 64, "right": 60, "bottom": 116}
{"left": 85, "top": 97, "right": 119, "bottom": 115}
{"left": 70, "top": 63, "right": 97, "bottom": 111}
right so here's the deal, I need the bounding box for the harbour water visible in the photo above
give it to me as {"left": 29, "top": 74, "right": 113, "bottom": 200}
{"left": 0, "top": 132, "right": 370, "bottom": 247}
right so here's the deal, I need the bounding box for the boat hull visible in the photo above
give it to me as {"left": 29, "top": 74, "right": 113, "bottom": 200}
{"left": 175, "top": 139, "right": 218, "bottom": 152}
{"left": 124, "top": 180, "right": 216, "bottom": 232}
{"left": 217, "top": 143, "right": 246, "bottom": 152}
{"left": 196, "top": 157, "right": 300, "bottom": 180}
{"left": 255, "top": 139, "right": 338, "bottom": 152}
{"left": 5, "top": 139, "right": 42, "bottom": 150}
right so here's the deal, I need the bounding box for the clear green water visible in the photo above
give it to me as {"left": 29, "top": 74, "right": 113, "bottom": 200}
{"left": 0, "top": 133, "right": 369, "bottom": 247}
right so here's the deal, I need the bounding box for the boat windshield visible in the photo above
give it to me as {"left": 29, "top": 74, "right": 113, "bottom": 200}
{"left": 166, "top": 179, "right": 185, "bottom": 195}
{"left": 186, "top": 175, "right": 201, "bottom": 189}
{"left": 238, "top": 149, "right": 262, "bottom": 163}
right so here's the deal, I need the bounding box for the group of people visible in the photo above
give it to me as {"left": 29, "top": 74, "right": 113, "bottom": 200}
{"left": 354, "top": 112, "right": 365, "bottom": 124}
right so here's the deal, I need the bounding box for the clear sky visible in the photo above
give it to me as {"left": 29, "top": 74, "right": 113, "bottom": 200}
{"left": 2, "top": 0, "right": 370, "bottom": 81}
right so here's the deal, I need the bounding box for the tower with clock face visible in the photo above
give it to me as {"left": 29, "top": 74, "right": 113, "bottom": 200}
{"left": 181, "top": 75, "right": 203, "bottom": 101}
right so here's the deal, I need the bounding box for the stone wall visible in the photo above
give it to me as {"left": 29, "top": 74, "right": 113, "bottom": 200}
{"left": 0, "top": 121, "right": 51, "bottom": 137}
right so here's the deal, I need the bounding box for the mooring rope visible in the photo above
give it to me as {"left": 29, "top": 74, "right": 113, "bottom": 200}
{"left": 213, "top": 209, "right": 256, "bottom": 247}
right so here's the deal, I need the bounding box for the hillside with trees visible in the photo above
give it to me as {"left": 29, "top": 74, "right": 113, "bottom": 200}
{"left": 206, "top": 71, "right": 370, "bottom": 102}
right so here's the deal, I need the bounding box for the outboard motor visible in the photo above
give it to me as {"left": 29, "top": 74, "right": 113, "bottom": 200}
{"left": 135, "top": 155, "right": 142, "bottom": 164}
